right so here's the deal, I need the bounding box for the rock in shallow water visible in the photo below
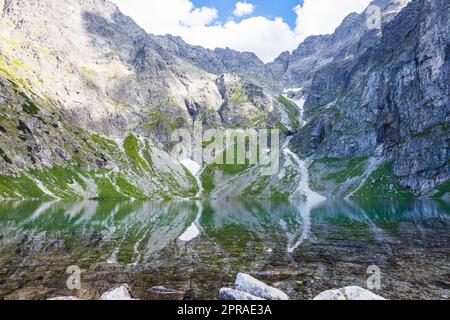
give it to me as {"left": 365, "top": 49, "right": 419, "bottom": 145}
{"left": 147, "top": 286, "right": 185, "bottom": 300}
{"left": 219, "top": 288, "right": 265, "bottom": 301}
{"left": 99, "top": 285, "right": 134, "bottom": 300}
{"left": 235, "top": 273, "right": 290, "bottom": 300}
{"left": 313, "top": 286, "right": 386, "bottom": 300}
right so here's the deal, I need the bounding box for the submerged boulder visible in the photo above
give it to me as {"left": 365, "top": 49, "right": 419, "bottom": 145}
{"left": 313, "top": 286, "right": 386, "bottom": 300}
{"left": 219, "top": 288, "right": 265, "bottom": 301}
{"left": 234, "top": 273, "right": 290, "bottom": 300}
{"left": 99, "top": 285, "right": 134, "bottom": 300}
{"left": 147, "top": 286, "right": 185, "bottom": 300}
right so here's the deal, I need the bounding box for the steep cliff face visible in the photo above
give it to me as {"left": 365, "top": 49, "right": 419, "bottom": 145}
{"left": 289, "top": 0, "right": 449, "bottom": 198}
{"left": 269, "top": 0, "right": 414, "bottom": 90}
{"left": 154, "top": 35, "right": 279, "bottom": 93}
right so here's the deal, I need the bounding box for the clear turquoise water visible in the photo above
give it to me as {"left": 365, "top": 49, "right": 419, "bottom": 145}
{"left": 0, "top": 199, "right": 448, "bottom": 300}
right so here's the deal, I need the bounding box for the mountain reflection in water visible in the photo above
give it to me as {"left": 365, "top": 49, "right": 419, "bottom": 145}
{"left": 0, "top": 199, "right": 448, "bottom": 300}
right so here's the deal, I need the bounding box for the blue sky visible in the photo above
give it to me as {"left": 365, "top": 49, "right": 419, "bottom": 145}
{"left": 193, "top": 0, "right": 304, "bottom": 28}
{"left": 112, "top": 0, "right": 372, "bottom": 62}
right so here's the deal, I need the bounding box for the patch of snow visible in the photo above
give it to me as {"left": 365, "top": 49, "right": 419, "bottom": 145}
{"left": 80, "top": 176, "right": 98, "bottom": 198}
{"left": 283, "top": 94, "right": 307, "bottom": 127}
{"left": 283, "top": 87, "right": 303, "bottom": 94}
{"left": 283, "top": 149, "right": 326, "bottom": 204}
{"left": 181, "top": 158, "right": 204, "bottom": 198}
{"left": 181, "top": 158, "right": 201, "bottom": 176}
{"left": 33, "top": 178, "right": 58, "bottom": 198}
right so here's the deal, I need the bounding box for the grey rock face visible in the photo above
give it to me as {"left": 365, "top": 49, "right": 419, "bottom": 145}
{"left": 287, "top": 0, "right": 449, "bottom": 197}
{"left": 271, "top": 0, "right": 409, "bottom": 90}
{"left": 155, "top": 35, "right": 280, "bottom": 93}
{"left": 215, "top": 74, "right": 280, "bottom": 127}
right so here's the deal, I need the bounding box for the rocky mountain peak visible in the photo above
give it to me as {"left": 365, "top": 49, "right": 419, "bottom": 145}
{"left": 0, "top": 0, "right": 447, "bottom": 200}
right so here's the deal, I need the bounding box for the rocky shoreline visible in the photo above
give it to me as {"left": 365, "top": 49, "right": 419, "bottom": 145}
{"left": 48, "top": 273, "right": 386, "bottom": 301}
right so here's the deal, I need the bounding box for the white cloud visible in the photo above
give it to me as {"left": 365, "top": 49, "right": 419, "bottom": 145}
{"left": 180, "top": 7, "right": 218, "bottom": 28}
{"left": 111, "top": 0, "right": 372, "bottom": 63}
{"left": 180, "top": 17, "right": 300, "bottom": 63}
{"left": 233, "top": 2, "right": 255, "bottom": 17}
{"left": 112, "top": 0, "right": 218, "bottom": 35}
{"left": 294, "top": 0, "right": 372, "bottom": 41}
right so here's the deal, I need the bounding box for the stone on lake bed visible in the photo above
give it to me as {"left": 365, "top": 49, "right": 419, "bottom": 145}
{"left": 147, "top": 286, "right": 186, "bottom": 300}
{"left": 234, "top": 273, "right": 290, "bottom": 300}
{"left": 99, "top": 285, "right": 135, "bottom": 300}
{"left": 219, "top": 288, "right": 266, "bottom": 301}
{"left": 313, "top": 286, "right": 386, "bottom": 300}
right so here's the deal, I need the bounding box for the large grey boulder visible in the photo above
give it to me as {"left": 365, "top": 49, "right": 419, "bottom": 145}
{"left": 99, "top": 285, "right": 134, "bottom": 300}
{"left": 235, "top": 273, "right": 290, "bottom": 300}
{"left": 313, "top": 286, "right": 386, "bottom": 300}
{"left": 219, "top": 288, "right": 265, "bottom": 301}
